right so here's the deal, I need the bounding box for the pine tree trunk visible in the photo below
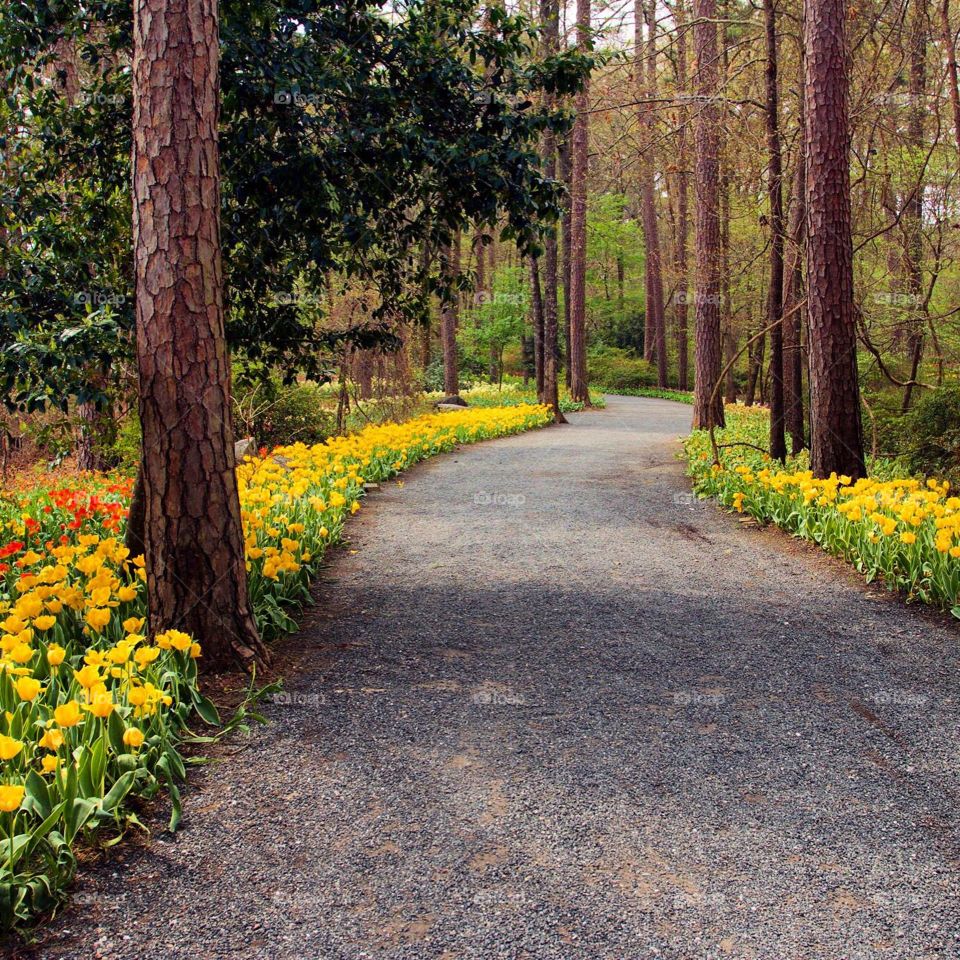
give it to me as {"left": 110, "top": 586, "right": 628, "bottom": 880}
{"left": 804, "top": 0, "right": 866, "bottom": 478}
{"left": 538, "top": 0, "right": 567, "bottom": 424}
{"left": 560, "top": 137, "right": 574, "bottom": 387}
{"left": 900, "top": 1, "right": 927, "bottom": 413}
{"left": 765, "top": 0, "right": 787, "bottom": 461}
{"left": 132, "top": 0, "right": 266, "bottom": 670}
{"left": 692, "top": 0, "right": 725, "bottom": 428}
{"left": 529, "top": 255, "right": 545, "bottom": 399}
{"left": 673, "top": 0, "right": 691, "bottom": 390}
{"left": 941, "top": 0, "right": 960, "bottom": 159}
{"left": 783, "top": 123, "right": 806, "bottom": 453}
{"left": 441, "top": 238, "right": 460, "bottom": 397}
{"left": 567, "top": 0, "right": 591, "bottom": 403}
{"left": 637, "top": 0, "right": 669, "bottom": 386}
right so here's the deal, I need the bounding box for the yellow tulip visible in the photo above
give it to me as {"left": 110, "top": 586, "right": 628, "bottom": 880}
{"left": 54, "top": 700, "right": 82, "bottom": 727}
{"left": 0, "top": 734, "right": 24, "bottom": 761}
{"left": 38, "top": 728, "right": 64, "bottom": 751}
{"left": 83, "top": 693, "right": 114, "bottom": 719}
{"left": 85, "top": 607, "right": 112, "bottom": 632}
{"left": 10, "top": 643, "right": 34, "bottom": 664}
{"left": 0, "top": 784, "right": 25, "bottom": 813}
{"left": 74, "top": 664, "right": 101, "bottom": 689}
{"left": 15, "top": 676, "right": 41, "bottom": 701}
{"left": 122, "top": 727, "right": 145, "bottom": 749}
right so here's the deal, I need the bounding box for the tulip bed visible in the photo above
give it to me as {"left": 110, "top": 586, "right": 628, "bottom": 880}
{"left": 0, "top": 403, "right": 551, "bottom": 928}
{"left": 685, "top": 404, "right": 960, "bottom": 616}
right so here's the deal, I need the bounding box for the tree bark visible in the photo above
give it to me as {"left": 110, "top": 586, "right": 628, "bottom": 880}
{"left": 765, "top": 0, "right": 787, "bottom": 461}
{"left": 441, "top": 236, "right": 460, "bottom": 396}
{"left": 132, "top": 0, "right": 266, "bottom": 670}
{"left": 804, "top": 0, "right": 866, "bottom": 478}
{"left": 900, "top": 0, "right": 927, "bottom": 413}
{"left": 539, "top": 0, "right": 568, "bottom": 422}
{"left": 783, "top": 132, "right": 806, "bottom": 453}
{"left": 568, "top": 0, "right": 591, "bottom": 403}
{"left": 487, "top": 231, "right": 499, "bottom": 379}
{"left": 941, "top": 0, "right": 960, "bottom": 159}
{"left": 672, "top": 0, "right": 691, "bottom": 390}
{"left": 560, "top": 137, "right": 574, "bottom": 387}
{"left": 637, "top": 0, "right": 669, "bottom": 385}
{"left": 692, "top": 0, "right": 725, "bottom": 428}
{"left": 529, "top": 255, "right": 545, "bottom": 399}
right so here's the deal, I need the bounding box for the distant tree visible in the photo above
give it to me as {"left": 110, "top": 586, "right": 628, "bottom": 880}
{"left": 568, "top": 0, "right": 592, "bottom": 403}
{"left": 441, "top": 234, "right": 461, "bottom": 397}
{"left": 636, "top": 0, "right": 668, "bottom": 386}
{"left": 764, "top": 0, "right": 786, "bottom": 461}
{"left": 692, "top": 0, "right": 724, "bottom": 428}
{"left": 669, "top": 0, "right": 691, "bottom": 391}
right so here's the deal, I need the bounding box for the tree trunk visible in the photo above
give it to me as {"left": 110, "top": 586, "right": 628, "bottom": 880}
{"left": 941, "top": 0, "right": 960, "bottom": 159}
{"left": 720, "top": 138, "right": 734, "bottom": 404}
{"left": 765, "top": 0, "right": 787, "bottom": 461}
{"left": 637, "top": 0, "right": 669, "bottom": 386}
{"left": 673, "top": 0, "right": 691, "bottom": 390}
{"left": 474, "top": 230, "right": 487, "bottom": 311}
{"left": 783, "top": 115, "right": 806, "bottom": 453}
{"left": 900, "top": 0, "right": 927, "bottom": 413}
{"left": 745, "top": 324, "right": 764, "bottom": 405}
{"left": 529, "top": 255, "right": 545, "bottom": 399}
{"left": 804, "top": 0, "right": 866, "bottom": 478}
{"left": 567, "top": 0, "right": 591, "bottom": 403}
{"left": 692, "top": 0, "right": 725, "bottom": 428}
{"left": 441, "top": 237, "right": 460, "bottom": 396}
{"left": 132, "top": 0, "right": 266, "bottom": 670}
{"left": 723, "top": 325, "right": 738, "bottom": 403}
{"left": 76, "top": 400, "right": 110, "bottom": 472}
{"left": 538, "top": 0, "right": 567, "bottom": 422}
{"left": 487, "top": 231, "right": 499, "bottom": 379}
{"left": 560, "top": 137, "right": 574, "bottom": 387}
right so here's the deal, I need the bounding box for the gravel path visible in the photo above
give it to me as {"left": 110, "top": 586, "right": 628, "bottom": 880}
{"left": 19, "top": 395, "right": 960, "bottom": 960}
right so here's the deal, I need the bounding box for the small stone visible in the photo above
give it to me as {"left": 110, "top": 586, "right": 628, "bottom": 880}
{"left": 234, "top": 437, "right": 256, "bottom": 461}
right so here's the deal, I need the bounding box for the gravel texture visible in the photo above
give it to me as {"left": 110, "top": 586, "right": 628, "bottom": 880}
{"left": 16, "top": 395, "right": 960, "bottom": 960}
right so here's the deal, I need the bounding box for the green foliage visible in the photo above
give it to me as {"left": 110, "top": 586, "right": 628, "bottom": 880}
{"left": 233, "top": 379, "right": 336, "bottom": 449}
{"left": 587, "top": 345, "right": 656, "bottom": 391}
{"left": 585, "top": 193, "right": 645, "bottom": 351}
{"left": 602, "top": 387, "right": 694, "bottom": 403}
{"left": 462, "top": 266, "right": 529, "bottom": 381}
{"left": 896, "top": 386, "right": 960, "bottom": 484}
{"left": 0, "top": 0, "right": 592, "bottom": 408}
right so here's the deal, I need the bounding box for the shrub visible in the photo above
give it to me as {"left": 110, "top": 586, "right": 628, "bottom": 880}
{"left": 587, "top": 345, "right": 656, "bottom": 390}
{"left": 234, "top": 380, "right": 335, "bottom": 449}
{"left": 898, "top": 386, "right": 960, "bottom": 484}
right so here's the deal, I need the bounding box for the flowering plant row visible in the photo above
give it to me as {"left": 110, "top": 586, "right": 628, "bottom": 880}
{"left": 685, "top": 404, "right": 960, "bottom": 616}
{"left": 0, "top": 403, "right": 551, "bottom": 928}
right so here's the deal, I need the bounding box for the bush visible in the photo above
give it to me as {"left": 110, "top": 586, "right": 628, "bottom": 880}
{"left": 587, "top": 345, "right": 656, "bottom": 391}
{"left": 234, "top": 379, "right": 335, "bottom": 449}
{"left": 898, "top": 386, "right": 960, "bottom": 483}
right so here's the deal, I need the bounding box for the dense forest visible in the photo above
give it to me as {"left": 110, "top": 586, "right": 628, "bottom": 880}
{"left": 7, "top": 0, "right": 960, "bottom": 485}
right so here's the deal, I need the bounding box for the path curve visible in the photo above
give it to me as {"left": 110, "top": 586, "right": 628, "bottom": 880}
{"left": 22, "top": 396, "right": 960, "bottom": 960}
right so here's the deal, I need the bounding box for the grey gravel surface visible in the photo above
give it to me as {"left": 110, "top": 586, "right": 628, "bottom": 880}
{"left": 17, "top": 395, "right": 960, "bottom": 960}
